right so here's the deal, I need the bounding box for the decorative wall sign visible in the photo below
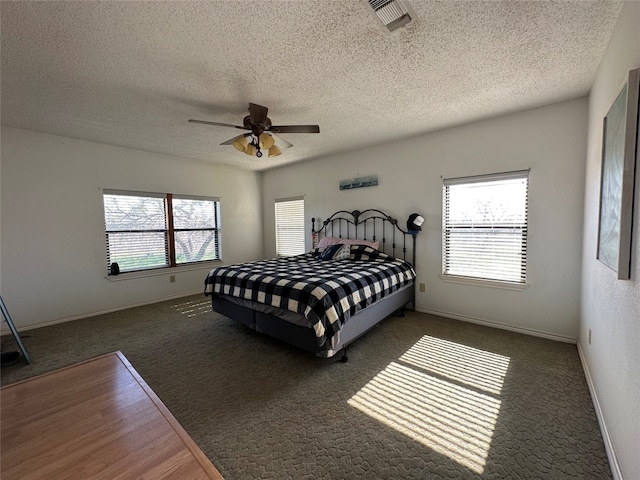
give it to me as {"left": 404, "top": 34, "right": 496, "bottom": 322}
{"left": 597, "top": 68, "right": 639, "bottom": 280}
{"left": 339, "top": 175, "right": 378, "bottom": 190}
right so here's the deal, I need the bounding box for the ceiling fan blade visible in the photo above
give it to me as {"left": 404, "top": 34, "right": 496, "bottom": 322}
{"left": 270, "top": 133, "right": 293, "bottom": 150}
{"left": 220, "top": 133, "right": 249, "bottom": 146}
{"left": 248, "top": 103, "right": 269, "bottom": 125}
{"left": 189, "top": 119, "right": 248, "bottom": 130}
{"left": 269, "top": 125, "right": 320, "bottom": 134}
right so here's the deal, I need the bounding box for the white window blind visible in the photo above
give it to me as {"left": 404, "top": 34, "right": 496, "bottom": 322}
{"left": 442, "top": 171, "right": 529, "bottom": 284}
{"left": 275, "top": 197, "right": 305, "bottom": 257}
{"left": 104, "top": 190, "right": 221, "bottom": 274}
{"left": 104, "top": 192, "right": 169, "bottom": 272}
{"left": 172, "top": 195, "right": 221, "bottom": 264}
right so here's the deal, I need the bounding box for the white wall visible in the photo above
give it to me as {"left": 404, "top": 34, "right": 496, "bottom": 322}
{"left": 580, "top": 3, "right": 640, "bottom": 479}
{"left": 263, "top": 98, "right": 588, "bottom": 341}
{"left": 0, "top": 127, "right": 263, "bottom": 329}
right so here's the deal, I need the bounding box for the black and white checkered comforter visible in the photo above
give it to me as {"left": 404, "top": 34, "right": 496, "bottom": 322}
{"left": 204, "top": 245, "right": 416, "bottom": 347}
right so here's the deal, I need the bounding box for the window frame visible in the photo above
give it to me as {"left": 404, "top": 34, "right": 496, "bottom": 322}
{"left": 170, "top": 194, "right": 222, "bottom": 266}
{"left": 274, "top": 196, "right": 306, "bottom": 257}
{"left": 103, "top": 189, "right": 221, "bottom": 275}
{"left": 441, "top": 170, "right": 530, "bottom": 290}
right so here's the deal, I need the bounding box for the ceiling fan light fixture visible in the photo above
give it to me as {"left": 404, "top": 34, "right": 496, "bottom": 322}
{"left": 245, "top": 144, "right": 258, "bottom": 156}
{"left": 258, "top": 132, "right": 275, "bottom": 149}
{"left": 268, "top": 145, "right": 281, "bottom": 158}
{"left": 189, "top": 103, "right": 319, "bottom": 159}
{"left": 232, "top": 135, "right": 249, "bottom": 152}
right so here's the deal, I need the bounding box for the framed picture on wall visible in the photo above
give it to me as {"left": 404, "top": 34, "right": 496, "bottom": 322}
{"left": 597, "top": 68, "right": 639, "bottom": 280}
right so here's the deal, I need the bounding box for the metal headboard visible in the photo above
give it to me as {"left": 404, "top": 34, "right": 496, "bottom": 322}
{"left": 311, "top": 209, "right": 417, "bottom": 267}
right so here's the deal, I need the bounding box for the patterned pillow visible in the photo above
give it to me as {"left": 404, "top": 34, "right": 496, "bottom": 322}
{"left": 318, "top": 243, "right": 344, "bottom": 260}
{"left": 332, "top": 244, "right": 352, "bottom": 261}
{"left": 349, "top": 244, "right": 387, "bottom": 261}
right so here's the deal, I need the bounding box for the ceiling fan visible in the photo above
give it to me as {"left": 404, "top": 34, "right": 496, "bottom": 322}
{"left": 189, "top": 103, "right": 320, "bottom": 158}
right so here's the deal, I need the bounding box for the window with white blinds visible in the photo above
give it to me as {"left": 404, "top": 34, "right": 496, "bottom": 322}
{"left": 275, "top": 197, "right": 305, "bottom": 257}
{"left": 103, "top": 190, "right": 221, "bottom": 274}
{"left": 442, "top": 171, "right": 529, "bottom": 285}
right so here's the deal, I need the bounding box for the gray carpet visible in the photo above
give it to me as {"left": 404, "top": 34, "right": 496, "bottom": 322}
{"left": 1, "top": 295, "right": 611, "bottom": 479}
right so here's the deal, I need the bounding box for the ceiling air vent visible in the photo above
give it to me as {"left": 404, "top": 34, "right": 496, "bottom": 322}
{"left": 366, "top": 0, "right": 416, "bottom": 32}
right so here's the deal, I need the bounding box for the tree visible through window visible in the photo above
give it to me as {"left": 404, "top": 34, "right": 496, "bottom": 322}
{"left": 172, "top": 196, "right": 221, "bottom": 265}
{"left": 442, "top": 171, "right": 529, "bottom": 284}
{"left": 275, "top": 197, "right": 305, "bottom": 257}
{"left": 103, "top": 190, "right": 221, "bottom": 274}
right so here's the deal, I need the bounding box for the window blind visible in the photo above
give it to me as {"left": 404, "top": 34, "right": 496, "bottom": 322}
{"left": 104, "top": 192, "right": 169, "bottom": 272}
{"left": 103, "top": 190, "right": 222, "bottom": 274}
{"left": 275, "top": 197, "right": 305, "bottom": 257}
{"left": 442, "top": 170, "right": 529, "bottom": 284}
{"left": 172, "top": 195, "right": 221, "bottom": 264}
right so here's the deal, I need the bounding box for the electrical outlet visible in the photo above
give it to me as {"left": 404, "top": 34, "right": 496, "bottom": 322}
{"left": 588, "top": 329, "right": 592, "bottom": 345}
{"left": 169, "top": 275, "right": 176, "bottom": 283}
{"left": 419, "top": 283, "right": 426, "bottom": 292}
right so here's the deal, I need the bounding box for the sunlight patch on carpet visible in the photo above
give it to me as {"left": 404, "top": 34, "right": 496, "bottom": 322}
{"left": 399, "top": 336, "right": 510, "bottom": 395}
{"left": 348, "top": 336, "right": 510, "bottom": 474}
{"left": 172, "top": 299, "right": 211, "bottom": 318}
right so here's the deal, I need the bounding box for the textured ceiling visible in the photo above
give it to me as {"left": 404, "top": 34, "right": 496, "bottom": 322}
{"left": 0, "top": 1, "right": 622, "bottom": 171}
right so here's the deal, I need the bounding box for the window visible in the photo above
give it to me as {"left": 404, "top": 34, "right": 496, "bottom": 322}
{"left": 442, "top": 170, "right": 529, "bottom": 285}
{"left": 275, "top": 197, "right": 305, "bottom": 257}
{"left": 103, "top": 190, "right": 221, "bottom": 274}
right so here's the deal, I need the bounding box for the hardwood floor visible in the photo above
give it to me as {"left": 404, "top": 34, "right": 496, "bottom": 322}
{"left": 1, "top": 351, "right": 224, "bottom": 480}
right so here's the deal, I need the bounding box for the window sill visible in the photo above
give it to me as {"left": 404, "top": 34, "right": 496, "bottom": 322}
{"left": 439, "top": 274, "right": 529, "bottom": 291}
{"left": 105, "top": 261, "right": 220, "bottom": 282}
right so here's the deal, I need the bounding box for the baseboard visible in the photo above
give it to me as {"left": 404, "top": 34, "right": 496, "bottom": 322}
{"left": 416, "top": 307, "right": 577, "bottom": 343}
{"left": 0, "top": 290, "right": 203, "bottom": 335}
{"left": 577, "top": 340, "right": 623, "bottom": 480}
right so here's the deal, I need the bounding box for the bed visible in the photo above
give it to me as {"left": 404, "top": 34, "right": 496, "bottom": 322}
{"left": 204, "top": 209, "right": 417, "bottom": 360}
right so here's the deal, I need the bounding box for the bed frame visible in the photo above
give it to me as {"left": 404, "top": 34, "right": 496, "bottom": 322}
{"left": 312, "top": 208, "right": 417, "bottom": 267}
{"left": 211, "top": 209, "right": 417, "bottom": 361}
